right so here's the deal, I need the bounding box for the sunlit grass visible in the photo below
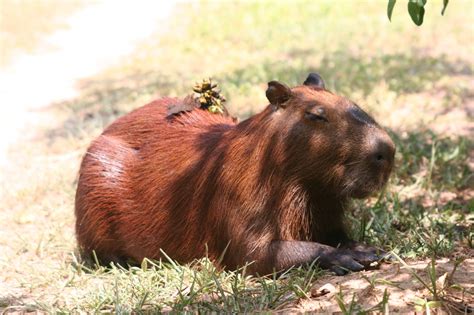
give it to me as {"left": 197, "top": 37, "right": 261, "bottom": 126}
{"left": 1, "top": 0, "right": 472, "bottom": 312}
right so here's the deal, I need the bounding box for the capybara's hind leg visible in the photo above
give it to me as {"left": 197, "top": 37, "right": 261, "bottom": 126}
{"left": 75, "top": 135, "right": 137, "bottom": 266}
{"left": 77, "top": 247, "right": 131, "bottom": 268}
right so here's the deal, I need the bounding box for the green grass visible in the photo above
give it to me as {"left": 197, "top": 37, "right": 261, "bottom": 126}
{"left": 1, "top": 0, "right": 473, "bottom": 313}
{"left": 50, "top": 257, "right": 323, "bottom": 313}
{"left": 349, "top": 133, "right": 472, "bottom": 257}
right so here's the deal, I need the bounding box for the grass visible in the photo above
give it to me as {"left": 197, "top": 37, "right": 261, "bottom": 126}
{"left": 1, "top": 0, "right": 473, "bottom": 313}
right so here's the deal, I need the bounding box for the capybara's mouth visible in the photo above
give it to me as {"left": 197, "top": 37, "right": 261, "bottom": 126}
{"left": 350, "top": 186, "right": 377, "bottom": 199}
{"left": 348, "top": 175, "right": 388, "bottom": 199}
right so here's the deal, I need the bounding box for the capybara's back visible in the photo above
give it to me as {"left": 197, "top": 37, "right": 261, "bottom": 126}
{"left": 76, "top": 74, "right": 395, "bottom": 275}
{"left": 75, "top": 97, "right": 237, "bottom": 265}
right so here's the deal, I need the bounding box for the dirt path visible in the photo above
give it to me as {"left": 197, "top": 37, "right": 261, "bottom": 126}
{"left": 0, "top": 0, "right": 175, "bottom": 165}
{"left": 0, "top": 0, "right": 175, "bottom": 308}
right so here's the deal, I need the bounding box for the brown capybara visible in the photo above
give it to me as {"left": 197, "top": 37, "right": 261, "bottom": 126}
{"left": 75, "top": 73, "right": 395, "bottom": 275}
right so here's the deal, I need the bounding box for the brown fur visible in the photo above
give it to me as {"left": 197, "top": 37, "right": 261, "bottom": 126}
{"left": 75, "top": 81, "right": 395, "bottom": 275}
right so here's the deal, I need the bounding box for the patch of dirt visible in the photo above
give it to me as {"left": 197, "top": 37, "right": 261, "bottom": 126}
{"left": 294, "top": 256, "right": 474, "bottom": 313}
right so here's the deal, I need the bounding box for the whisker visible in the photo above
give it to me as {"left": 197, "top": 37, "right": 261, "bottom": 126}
{"left": 343, "top": 159, "right": 365, "bottom": 167}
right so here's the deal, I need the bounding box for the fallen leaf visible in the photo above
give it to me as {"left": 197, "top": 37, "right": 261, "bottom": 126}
{"left": 310, "top": 283, "right": 336, "bottom": 298}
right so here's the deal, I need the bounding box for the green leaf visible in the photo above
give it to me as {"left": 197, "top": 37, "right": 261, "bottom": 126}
{"left": 387, "top": 0, "right": 397, "bottom": 21}
{"left": 441, "top": 0, "right": 449, "bottom": 15}
{"left": 407, "top": 0, "right": 426, "bottom": 26}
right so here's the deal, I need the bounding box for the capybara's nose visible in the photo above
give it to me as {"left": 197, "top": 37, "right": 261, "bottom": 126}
{"left": 372, "top": 138, "right": 395, "bottom": 166}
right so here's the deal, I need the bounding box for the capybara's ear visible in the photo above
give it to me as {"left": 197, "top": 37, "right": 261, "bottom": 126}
{"left": 266, "top": 81, "right": 292, "bottom": 107}
{"left": 303, "top": 73, "right": 325, "bottom": 89}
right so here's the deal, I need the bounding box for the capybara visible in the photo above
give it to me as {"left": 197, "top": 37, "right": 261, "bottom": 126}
{"left": 75, "top": 73, "right": 395, "bottom": 275}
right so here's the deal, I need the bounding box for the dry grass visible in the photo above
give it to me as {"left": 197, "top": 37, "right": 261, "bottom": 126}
{"left": 0, "top": 0, "right": 473, "bottom": 312}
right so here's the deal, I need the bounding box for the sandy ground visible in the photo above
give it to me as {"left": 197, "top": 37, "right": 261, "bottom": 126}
{"left": 294, "top": 255, "right": 474, "bottom": 313}
{"left": 0, "top": 0, "right": 175, "bottom": 166}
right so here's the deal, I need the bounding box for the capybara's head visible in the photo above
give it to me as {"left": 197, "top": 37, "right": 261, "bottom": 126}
{"left": 264, "top": 73, "right": 395, "bottom": 199}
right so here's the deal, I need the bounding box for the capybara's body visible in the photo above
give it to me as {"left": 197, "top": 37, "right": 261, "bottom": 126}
{"left": 75, "top": 74, "right": 395, "bottom": 275}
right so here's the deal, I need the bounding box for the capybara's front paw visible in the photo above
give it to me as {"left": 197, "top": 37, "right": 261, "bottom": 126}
{"left": 342, "top": 241, "right": 390, "bottom": 263}
{"left": 318, "top": 247, "right": 382, "bottom": 275}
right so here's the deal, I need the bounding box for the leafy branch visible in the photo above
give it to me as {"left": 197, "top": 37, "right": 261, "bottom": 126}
{"left": 387, "top": 0, "right": 449, "bottom": 26}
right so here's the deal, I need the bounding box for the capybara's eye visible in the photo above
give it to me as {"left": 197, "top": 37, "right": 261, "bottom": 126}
{"left": 305, "top": 107, "right": 328, "bottom": 122}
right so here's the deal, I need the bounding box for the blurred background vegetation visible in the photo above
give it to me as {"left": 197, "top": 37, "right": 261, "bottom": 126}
{"left": 0, "top": 0, "right": 472, "bottom": 312}
{"left": 0, "top": 0, "right": 84, "bottom": 67}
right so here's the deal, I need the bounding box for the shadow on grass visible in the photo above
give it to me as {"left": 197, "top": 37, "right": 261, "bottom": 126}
{"left": 346, "top": 130, "right": 472, "bottom": 258}
{"left": 351, "top": 187, "right": 472, "bottom": 258}
{"left": 44, "top": 49, "right": 471, "bottom": 142}
{"left": 220, "top": 52, "right": 471, "bottom": 98}
{"left": 388, "top": 129, "right": 472, "bottom": 190}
